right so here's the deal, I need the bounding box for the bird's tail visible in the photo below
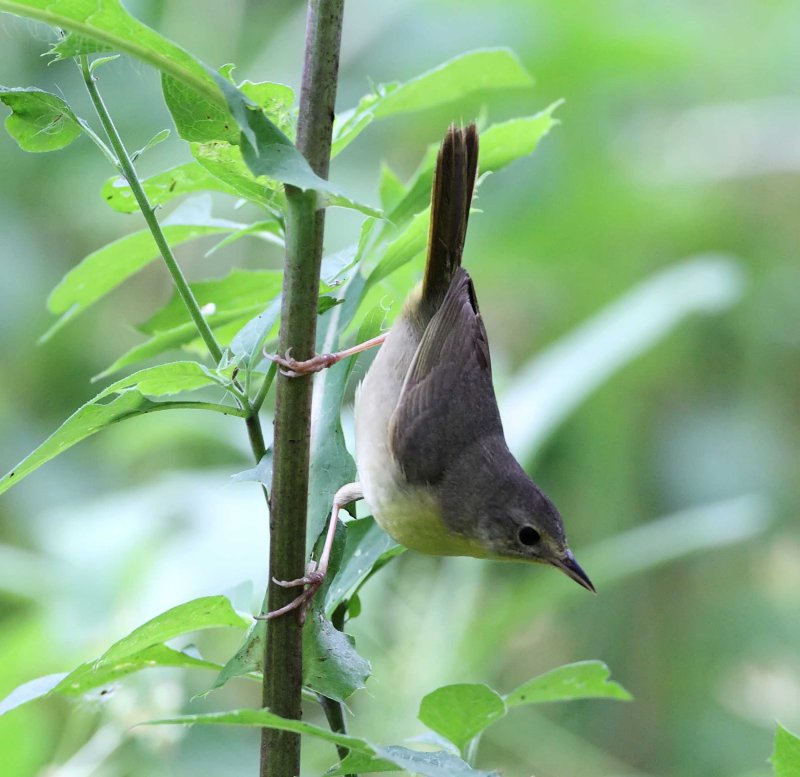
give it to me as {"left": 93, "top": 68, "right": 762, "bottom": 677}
{"left": 421, "top": 123, "right": 479, "bottom": 310}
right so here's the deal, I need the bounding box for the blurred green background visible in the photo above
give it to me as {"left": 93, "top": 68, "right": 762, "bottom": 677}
{"left": 1, "top": 1, "right": 799, "bottom": 775}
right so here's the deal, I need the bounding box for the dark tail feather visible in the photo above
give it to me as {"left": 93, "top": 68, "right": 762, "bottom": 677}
{"left": 421, "top": 123, "right": 479, "bottom": 309}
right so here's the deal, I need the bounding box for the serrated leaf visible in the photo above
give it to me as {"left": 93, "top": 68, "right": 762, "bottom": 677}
{"left": 418, "top": 684, "right": 506, "bottom": 751}
{"left": 102, "top": 162, "right": 240, "bottom": 213}
{"left": 332, "top": 48, "right": 534, "bottom": 156}
{"left": 772, "top": 724, "right": 800, "bottom": 777}
{"left": 504, "top": 661, "right": 632, "bottom": 706}
{"left": 140, "top": 269, "right": 283, "bottom": 334}
{"left": 212, "top": 72, "right": 381, "bottom": 217}
{"left": 0, "top": 86, "right": 82, "bottom": 152}
{"left": 1, "top": 0, "right": 228, "bottom": 110}
{"left": 303, "top": 611, "right": 370, "bottom": 702}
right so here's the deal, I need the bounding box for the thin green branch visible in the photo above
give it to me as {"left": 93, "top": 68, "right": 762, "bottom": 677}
{"left": 79, "top": 55, "right": 224, "bottom": 366}
{"left": 252, "top": 362, "right": 278, "bottom": 414}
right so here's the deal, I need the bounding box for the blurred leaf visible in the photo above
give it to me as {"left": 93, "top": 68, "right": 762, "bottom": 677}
{"left": 378, "top": 162, "right": 407, "bottom": 212}
{"left": 140, "top": 269, "right": 283, "bottom": 334}
{"left": 368, "top": 208, "right": 430, "bottom": 287}
{"left": 0, "top": 365, "right": 242, "bottom": 494}
{"left": 1, "top": 0, "right": 227, "bottom": 108}
{"left": 325, "top": 750, "right": 402, "bottom": 776}
{"left": 87, "top": 53, "right": 120, "bottom": 73}
{"left": 205, "top": 220, "right": 284, "bottom": 257}
{"left": 501, "top": 255, "right": 746, "bottom": 461}
{"left": 372, "top": 746, "right": 498, "bottom": 777}
{"left": 324, "top": 517, "right": 402, "bottom": 616}
{"left": 303, "top": 610, "right": 370, "bottom": 702}
{"left": 504, "top": 661, "right": 632, "bottom": 706}
{"left": 44, "top": 197, "right": 250, "bottom": 337}
{"left": 101, "top": 162, "right": 240, "bottom": 212}
{"left": 146, "top": 707, "right": 370, "bottom": 751}
{"left": 418, "top": 684, "right": 506, "bottom": 751}
{"left": 388, "top": 105, "right": 560, "bottom": 227}
{"left": 332, "top": 48, "right": 534, "bottom": 156}
{"left": 772, "top": 724, "right": 800, "bottom": 777}
{"left": 0, "top": 673, "right": 64, "bottom": 717}
{"left": 229, "top": 295, "right": 282, "bottom": 367}
{"left": 0, "top": 86, "right": 83, "bottom": 152}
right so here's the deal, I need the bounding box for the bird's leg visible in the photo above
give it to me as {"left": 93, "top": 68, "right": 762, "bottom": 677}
{"left": 258, "top": 482, "right": 364, "bottom": 622}
{"left": 266, "top": 333, "right": 387, "bottom": 377}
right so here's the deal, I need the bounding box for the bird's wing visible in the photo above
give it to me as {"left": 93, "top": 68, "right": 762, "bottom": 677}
{"left": 390, "top": 268, "right": 504, "bottom": 484}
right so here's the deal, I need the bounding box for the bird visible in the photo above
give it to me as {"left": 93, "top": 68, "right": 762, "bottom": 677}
{"left": 264, "top": 123, "right": 593, "bottom": 620}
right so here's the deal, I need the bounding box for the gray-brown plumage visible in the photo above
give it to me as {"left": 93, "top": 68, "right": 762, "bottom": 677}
{"left": 354, "top": 124, "right": 593, "bottom": 591}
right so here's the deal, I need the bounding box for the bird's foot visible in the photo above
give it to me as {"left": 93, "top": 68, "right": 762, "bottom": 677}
{"left": 257, "top": 562, "right": 325, "bottom": 622}
{"left": 266, "top": 348, "right": 339, "bottom": 377}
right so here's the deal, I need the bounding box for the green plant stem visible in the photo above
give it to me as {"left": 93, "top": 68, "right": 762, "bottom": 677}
{"left": 252, "top": 362, "right": 278, "bottom": 414}
{"left": 261, "top": 2, "right": 345, "bottom": 777}
{"left": 79, "top": 55, "right": 224, "bottom": 367}
{"left": 316, "top": 693, "right": 354, "bottom": 773}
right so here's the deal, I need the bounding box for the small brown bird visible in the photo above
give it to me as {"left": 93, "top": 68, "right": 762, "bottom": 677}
{"left": 265, "top": 124, "right": 593, "bottom": 620}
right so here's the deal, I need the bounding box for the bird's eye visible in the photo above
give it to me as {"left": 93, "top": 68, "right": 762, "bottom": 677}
{"left": 518, "top": 526, "right": 541, "bottom": 546}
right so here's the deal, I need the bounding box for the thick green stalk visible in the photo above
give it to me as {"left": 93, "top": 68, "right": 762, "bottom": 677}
{"left": 261, "top": 2, "right": 345, "bottom": 776}
{"left": 80, "top": 56, "right": 224, "bottom": 366}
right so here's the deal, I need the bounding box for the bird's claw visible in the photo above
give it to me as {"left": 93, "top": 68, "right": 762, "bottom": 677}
{"left": 265, "top": 348, "right": 337, "bottom": 377}
{"left": 258, "top": 563, "right": 325, "bottom": 622}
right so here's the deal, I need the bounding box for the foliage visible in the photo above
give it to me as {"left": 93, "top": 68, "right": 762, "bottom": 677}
{"left": 0, "top": 1, "right": 789, "bottom": 776}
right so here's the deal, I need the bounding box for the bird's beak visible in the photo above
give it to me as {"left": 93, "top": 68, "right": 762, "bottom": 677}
{"left": 552, "top": 551, "right": 596, "bottom": 593}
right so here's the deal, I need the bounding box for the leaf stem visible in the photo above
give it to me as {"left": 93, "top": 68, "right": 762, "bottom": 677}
{"left": 261, "top": 2, "right": 345, "bottom": 776}
{"left": 140, "top": 401, "right": 248, "bottom": 418}
{"left": 78, "top": 55, "right": 224, "bottom": 366}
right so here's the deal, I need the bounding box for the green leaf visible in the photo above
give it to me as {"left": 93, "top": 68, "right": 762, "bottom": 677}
{"left": 378, "top": 162, "right": 407, "bottom": 212}
{"left": 190, "top": 139, "right": 283, "bottom": 207}
{"left": 303, "top": 611, "right": 370, "bottom": 702}
{"left": 44, "top": 197, "right": 250, "bottom": 337}
{"left": 55, "top": 644, "right": 220, "bottom": 698}
{"left": 0, "top": 673, "right": 65, "bottom": 717}
{"left": 372, "top": 746, "right": 498, "bottom": 777}
{"left": 97, "top": 361, "right": 225, "bottom": 398}
{"left": 211, "top": 620, "right": 266, "bottom": 691}
{"left": 0, "top": 86, "right": 82, "bottom": 152}
{"left": 772, "top": 724, "right": 800, "bottom": 777}
{"left": 101, "top": 162, "right": 241, "bottom": 213}
{"left": 146, "top": 707, "right": 371, "bottom": 752}
{"left": 1, "top": 0, "right": 227, "bottom": 110}
{"left": 324, "top": 517, "right": 401, "bottom": 616}
{"left": 368, "top": 208, "right": 430, "bottom": 288}
{"left": 388, "top": 105, "right": 560, "bottom": 228}
{"left": 325, "top": 751, "right": 402, "bottom": 776}
{"left": 0, "top": 365, "right": 241, "bottom": 494}
{"left": 133, "top": 127, "right": 170, "bottom": 158}
{"left": 213, "top": 72, "right": 381, "bottom": 217}
{"left": 97, "top": 596, "right": 250, "bottom": 666}
{"left": 504, "top": 661, "right": 632, "bottom": 706}
{"left": 332, "top": 48, "right": 534, "bottom": 156}
{"left": 418, "top": 684, "right": 506, "bottom": 751}
{"left": 229, "top": 295, "right": 282, "bottom": 366}
{"left": 162, "top": 73, "right": 238, "bottom": 144}
{"left": 140, "top": 269, "right": 283, "bottom": 335}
